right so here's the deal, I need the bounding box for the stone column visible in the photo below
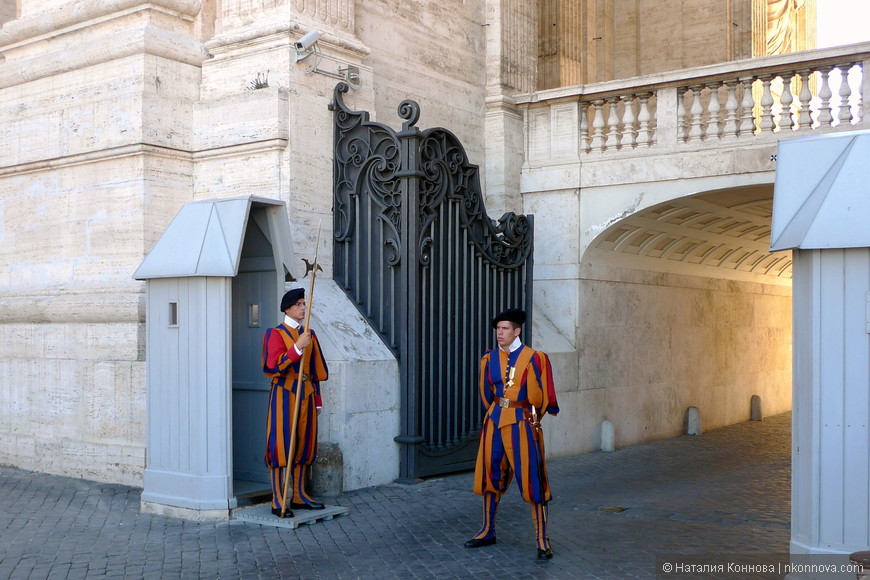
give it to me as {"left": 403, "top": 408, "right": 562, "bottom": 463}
{"left": 484, "top": 0, "right": 537, "bottom": 217}
{"left": 0, "top": 1, "right": 15, "bottom": 26}
{"left": 538, "top": 0, "right": 584, "bottom": 89}
{"left": 0, "top": 0, "right": 207, "bottom": 485}
{"left": 201, "top": 0, "right": 370, "bottom": 276}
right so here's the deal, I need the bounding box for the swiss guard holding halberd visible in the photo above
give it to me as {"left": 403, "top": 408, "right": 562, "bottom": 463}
{"left": 464, "top": 308, "right": 559, "bottom": 559}
{"left": 261, "top": 288, "right": 329, "bottom": 518}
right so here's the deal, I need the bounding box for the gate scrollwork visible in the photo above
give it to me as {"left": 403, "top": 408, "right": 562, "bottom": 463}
{"left": 330, "top": 82, "right": 534, "bottom": 479}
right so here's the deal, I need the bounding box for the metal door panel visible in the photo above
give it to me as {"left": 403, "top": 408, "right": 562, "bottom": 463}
{"left": 331, "top": 83, "right": 534, "bottom": 480}
{"left": 232, "top": 269, "right": 276, "bottom": 484}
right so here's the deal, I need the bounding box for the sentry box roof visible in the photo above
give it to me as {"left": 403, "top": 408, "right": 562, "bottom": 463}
{"left": 133, "top": 196, "right": 297, "bottom": 280}
{"left": 771, "top": 129, "right": 870, "bottom": 252}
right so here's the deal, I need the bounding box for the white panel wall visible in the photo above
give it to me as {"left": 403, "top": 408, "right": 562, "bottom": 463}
{"left": 142, "top": 277, "right": 234, "bottom": 514}
{"left": 791, "top": 248, "right": 870, "bottom": 555}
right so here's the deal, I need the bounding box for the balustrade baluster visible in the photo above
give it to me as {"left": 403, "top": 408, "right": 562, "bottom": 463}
{"left": 687, "top": 85, "right": 704, "bottom": 141}
{"left": 779, "top": 74, "right": 795, "bottom": 131}
{"left": 722, "top": 81, "right": 739, "bottom": 137}
{"left": 605, "top": 97, "right": 621, "bottom": 149}
{"left": 817, "top": 68, "right": 834, "bottom": 126}
{"left": 837, "top": 65, "right": 853, "bottom": 125}
{"left": 677, "top": 88, "right": 687, "bottom": 141}
{"left": 706, "top": 83, "right": 722, "bottom": 139}
{"left": 738, "top": 77, "right": 756, "bottom": 135}
{"left": 520, "top": 52, "right": 865, "bottom": 163}
{"left": 636, "top": 93, "right": 652, "bottom": 146}
{"left": 590, "top": 99, "right": 606, "bottom": 151}
{"left": 620, "top": 95, "right": 637, "bottom": 148}
{"left": 760, "top": 76, "right": 775, "bottom": 132}
{"left": 579, "top": 102, "right": 590, "bottom": 153}
{"left": 797, "top": 69, "right": 813, "bottom": 129}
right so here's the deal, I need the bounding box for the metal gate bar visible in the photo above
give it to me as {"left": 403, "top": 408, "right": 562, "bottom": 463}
{"left": 330, "top": 83, "right": 534, "bottom": 480}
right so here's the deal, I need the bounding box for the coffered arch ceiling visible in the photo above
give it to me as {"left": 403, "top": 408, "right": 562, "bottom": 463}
{"left": 585, "top": 185, "right": 792, "bottom": 285}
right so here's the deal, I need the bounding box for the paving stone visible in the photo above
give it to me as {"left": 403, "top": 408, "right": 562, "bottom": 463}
{"left": 0, "top": 413, "right": 792, "bottom": 579}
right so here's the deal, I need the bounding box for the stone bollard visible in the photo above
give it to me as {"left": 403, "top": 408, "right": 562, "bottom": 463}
{"left": 850, "top": 551, "right": 870, "bottom": 579}
{"left": 310, "top": 442, "right": 343, "bottom": 498}
{"left": 750, "top": 394, "right": 763, "bottom": 421}
{"left": 601, "top": 420, "right": 615, "bottom": 452}
{"left": 685, "top": 406, "right": 702, "bottom": 435}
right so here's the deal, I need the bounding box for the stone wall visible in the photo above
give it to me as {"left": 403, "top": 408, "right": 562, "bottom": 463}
{"left": 538, "top": 0, "right": 754, "bottom": 89}
{"left": 538, "top": 265, "right": 792, "bottom": 457}
{"left": 357, "top": 0, "right": 487, "bottom": 165}
{"left": 0, "top": 0, "right": 488, "bottom": 491}
{"left": 0, "top": 0, "right": 803, "bottom": 495}
{"left": 536, "top": 0, "right": 817, "bottom": 89}
{"left": 581, "top": 267, "right": 791, "bottom": 447}
{"left": 0, "top": 1, "right": 203, "bottom": 485}
{"left": 0, "top": 1, "right": 14, "bottom": 26}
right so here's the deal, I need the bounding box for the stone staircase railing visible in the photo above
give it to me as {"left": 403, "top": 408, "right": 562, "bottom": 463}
{"left": 518, "top": 42, "right": 870, "bottom": 165}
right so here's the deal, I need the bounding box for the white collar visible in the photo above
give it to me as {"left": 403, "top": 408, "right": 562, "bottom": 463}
{"left": 283, "top": 315, "right": 302, "bottom": 329}
{"left": 499, "top": 336, "right": 522, "bottom": 353}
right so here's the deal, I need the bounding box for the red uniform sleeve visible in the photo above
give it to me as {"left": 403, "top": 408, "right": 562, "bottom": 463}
{"left": 266, "top": 327, "right": 302, "bottom": 372}
{"left": 534, "top": 352, "right": 559, "bottom": 416}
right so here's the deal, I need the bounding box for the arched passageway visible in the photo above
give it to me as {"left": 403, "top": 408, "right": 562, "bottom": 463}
{"left": 579, "top": 185, "right": 792, "bottom": 446}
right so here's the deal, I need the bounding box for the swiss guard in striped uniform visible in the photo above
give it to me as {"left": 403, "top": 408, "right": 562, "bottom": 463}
{"left": 465, "top": 308, "right": 559, "bottom": 559}
{"left": 261, "top": 288, "right": 329, "bottom": 518}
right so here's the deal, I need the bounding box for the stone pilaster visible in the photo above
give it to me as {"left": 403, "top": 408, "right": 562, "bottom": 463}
{"left": 200, "top": 0, "right": 370, "bottom": 278}
{"left": 216, "top": 0, "right": 354, "bottom": 37}
{"left": 0, "top": 1, "right": 207, "bottom": 89}
{"left": 484, "top": 0, "right": 537, "bottom": 215}
{"left": 0, "top": 0, "right": 207, "bottom": 485}
{"left": 538, "top": 0, "right": 584, "bottom": 90}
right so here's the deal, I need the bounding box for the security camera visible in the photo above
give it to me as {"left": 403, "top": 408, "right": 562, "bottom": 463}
{"left": 295, "top": 30, "right": 321, "bottom": 52}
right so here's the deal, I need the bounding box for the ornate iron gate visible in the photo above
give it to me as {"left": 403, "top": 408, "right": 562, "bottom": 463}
{"left": 330, "top": 83, "right": 534, "bottom": 480}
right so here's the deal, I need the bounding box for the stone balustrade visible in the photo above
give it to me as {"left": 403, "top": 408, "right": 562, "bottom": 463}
{"left": 519, "top": 42, "right": 870, "bottom": 165}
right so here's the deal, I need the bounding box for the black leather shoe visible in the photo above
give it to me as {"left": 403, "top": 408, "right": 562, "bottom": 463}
{"left": 464, "top": 537, "right": 496, "bottom": 549}
{"left": 291, "top": 501, "right": 325, "bottom": 510}
{"left": 537, "top": 548, "right": 554, "bottom": 560}
{"left": 271, "top": 507, "right": 294, "bottom": 518}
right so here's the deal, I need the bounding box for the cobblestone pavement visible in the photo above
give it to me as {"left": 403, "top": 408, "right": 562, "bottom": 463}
{"left": 0, "top": 413, "right": 790, "bottom": 579}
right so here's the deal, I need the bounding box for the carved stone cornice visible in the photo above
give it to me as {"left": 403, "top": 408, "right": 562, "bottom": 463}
{"left": 485, "top": 93, "right": 521, "bottom": 116}
{"left": 0, "top": 3, "right": 208, "bottom": 89}
{"left": 0, "top": 1, "right": 201, "bottom": 48}
{"left": 204, "top": 22, "right": 368, "bottom": 59}
{"left": 0, "top": 292, "right": 144, "bottom": 324}
{"left": 0, "top": 144, "right": 192, "bottom": 177}
{"left": 216, "top": 0, "right": 353, "bottom": 35}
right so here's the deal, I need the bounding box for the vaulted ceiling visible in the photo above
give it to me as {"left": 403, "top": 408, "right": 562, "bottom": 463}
{"left": 586, "top": 186, "right": 792, "bottom": 285}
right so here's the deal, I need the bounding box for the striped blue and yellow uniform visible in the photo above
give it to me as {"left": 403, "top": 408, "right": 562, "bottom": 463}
{"left": 261, "top": 323, "right": 329, "bottom": 509}
{"left": 471, "top": 343, "right": 558, "bottom": 551}
{"left": 474, "top": 344, "right": 558, "bottom": 502}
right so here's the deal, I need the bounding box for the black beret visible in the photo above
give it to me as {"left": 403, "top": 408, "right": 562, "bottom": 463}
{"left": 280, "top": 288, "right": 305, "bottom": 312}
{"left": 492, "top": 308, "right": 526, "bottom": 328}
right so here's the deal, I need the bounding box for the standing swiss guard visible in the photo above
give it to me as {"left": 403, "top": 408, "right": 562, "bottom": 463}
{"left": 261, "top": 287, "right": 329, "bottom": 518}
{"left": 465, "top": 308, "right": 559, "bottom": 559}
